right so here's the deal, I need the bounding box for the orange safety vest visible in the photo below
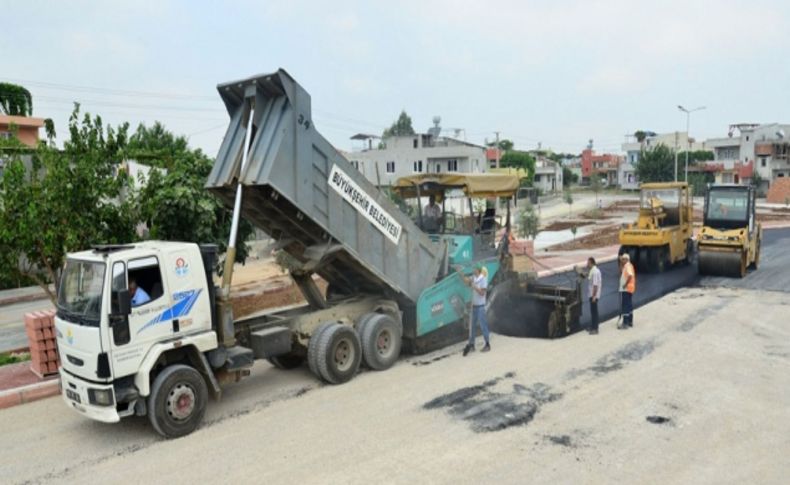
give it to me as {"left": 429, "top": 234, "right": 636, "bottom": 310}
{"left": 620, "top": 262, "right": 636, "bottom": 294}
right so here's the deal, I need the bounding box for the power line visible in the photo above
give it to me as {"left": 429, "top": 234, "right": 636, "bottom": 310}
{"left": 0, "top": 77, "right": 216, "bottom": 101}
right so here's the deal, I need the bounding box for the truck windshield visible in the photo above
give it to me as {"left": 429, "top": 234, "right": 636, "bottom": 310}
{"left": 706, "top": 190, "right": 748, "bottom": 223}
{"left": 57, "top": 260, "right": 106, "bottom": 326}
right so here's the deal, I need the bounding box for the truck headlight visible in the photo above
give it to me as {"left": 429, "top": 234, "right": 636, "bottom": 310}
{"left": 88, "top": 388, "right": 114, "bottom": 407}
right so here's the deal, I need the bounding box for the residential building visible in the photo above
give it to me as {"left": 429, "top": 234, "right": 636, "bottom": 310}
{"left": 580, "top": 145, "right": 623, "bottom": 186}
{"left": 0, "top": 115, "right": 45, "bottom": 147}
{"left": 343, "top": 119, "right": 486, "bottom": 187}
{"left": 533, "top": 157, "right": 563, "bottom": 194}
{"left": 705, "top": 123, "right": 790, "bottom": 192}
{"left": 619, "top": 131, "right": 708, "bottom": 189}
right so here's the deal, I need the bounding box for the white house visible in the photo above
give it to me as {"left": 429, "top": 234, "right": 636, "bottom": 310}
{"left": 341, "top": 119, "right": 487, "bottom": 187}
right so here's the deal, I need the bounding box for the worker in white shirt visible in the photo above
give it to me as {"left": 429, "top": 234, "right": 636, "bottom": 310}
{"left": 586, "top": 257, "right": 602, "bottom": 335}
{"left": 463, "top": 264, "right": 491, "bottom": 356}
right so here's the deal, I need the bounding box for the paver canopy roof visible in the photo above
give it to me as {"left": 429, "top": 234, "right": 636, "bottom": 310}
{"left": 393, "top": 173, "right": 520, "bottom": 198}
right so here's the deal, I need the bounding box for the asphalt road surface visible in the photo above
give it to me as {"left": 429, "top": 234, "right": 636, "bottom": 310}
{"left": 2, "top": 284, "right": 788, "bottom": 484}
{"left": 540, "top": 227, "right": 790, "bottom": 329}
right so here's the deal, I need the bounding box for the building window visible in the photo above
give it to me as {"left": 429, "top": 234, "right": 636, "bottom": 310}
{"left": 350, "top": 161, "right": 359, "bottom": 170}
{"left": 761, "top": 157, "right": 767, "bottom": 167}
{"left": 413, "top": 160, "right": 423, "bottom": 173}
{"left": 413, "top": 138, "right": 418, "bottom": 149}
{"left": 447, "top": 159, "right": 458, "bottom": 172}
{"left": 746, "top": 136, "right": 750, "bottom": 142}
{"left": 435, "top": 163, "right": 441, "bottom": 173}
{"left": 386, "top": 161, "right": 395, "bottom": 173}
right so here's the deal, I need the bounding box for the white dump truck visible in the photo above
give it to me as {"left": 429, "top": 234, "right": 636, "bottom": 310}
{"left": 54, "top": 69, "right": 581, "bottom": 438}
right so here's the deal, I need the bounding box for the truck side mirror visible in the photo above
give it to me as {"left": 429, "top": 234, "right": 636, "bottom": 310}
{"left": 112, "top": 289, "right": 132, "bottom": 316}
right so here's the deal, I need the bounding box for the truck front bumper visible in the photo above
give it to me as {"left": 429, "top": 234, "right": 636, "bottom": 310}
{"left": 59, "top": 368, "right": 120, "bottom": 423}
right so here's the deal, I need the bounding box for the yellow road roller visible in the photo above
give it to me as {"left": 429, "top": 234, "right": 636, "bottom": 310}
{"left": 698, "top": 184, "right": 761, "bottom": 278}
{"left": 619, "top": 182, "right": 694, "bottom": 273}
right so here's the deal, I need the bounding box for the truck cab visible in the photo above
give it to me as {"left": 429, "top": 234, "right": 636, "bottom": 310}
{"left": 56, "top": 242, "right": 218, "bottom": 426}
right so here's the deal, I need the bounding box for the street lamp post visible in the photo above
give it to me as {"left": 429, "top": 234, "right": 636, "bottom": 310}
{"left": 677, "top": 105, "right": 706, "bottom": 182}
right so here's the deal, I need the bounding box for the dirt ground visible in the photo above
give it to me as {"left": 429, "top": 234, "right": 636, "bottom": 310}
{"left": 2, "top": 285, "right": 788, "bottom": 484}
{"left": 542, "top": 220, "right": 592, "bottom": 232}
{"left": 545, "top": 225, "right": 621, "bottom": 251}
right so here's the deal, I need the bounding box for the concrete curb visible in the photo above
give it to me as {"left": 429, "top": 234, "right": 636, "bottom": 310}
{"left": 0, "top": 377, "right": 60, "bottom": 410}
{"left": 0, "top": 292, "right": 49, "bottom": 307}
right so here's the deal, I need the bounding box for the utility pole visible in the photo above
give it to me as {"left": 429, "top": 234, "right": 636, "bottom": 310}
{"left": 494, "top": 131, "right": 501, "bottom": 169}
{"left": 674, "top": 131, "right": 679, "bottom": 182}
{"left": 678, "top": 105, "right": 706, "bottom": 182}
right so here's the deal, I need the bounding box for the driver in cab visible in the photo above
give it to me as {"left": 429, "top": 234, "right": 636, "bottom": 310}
{"left": 129, "top": 277, "right": 151, "bottom": 307}
{"left": 423, "top": 194, "right": 443, "bottom": 232}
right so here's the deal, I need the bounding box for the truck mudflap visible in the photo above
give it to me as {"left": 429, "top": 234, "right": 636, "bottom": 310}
{"left": 59, "top": 368, "right": 121, "bottom": 423}
{"left": 487, "top": 273, "right": 583, "bottom": 339}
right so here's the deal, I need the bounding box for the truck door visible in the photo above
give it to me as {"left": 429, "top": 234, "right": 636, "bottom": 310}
{"left": 109, "top": 255, "right": 173, "bottom": 377}
{"left": 160, "top": 247, "right": 212, "bottom": 334}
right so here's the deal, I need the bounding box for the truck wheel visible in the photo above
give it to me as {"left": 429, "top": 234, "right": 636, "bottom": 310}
{"left": 308, "top": 322, "right": 336, "bottom": 377}
{"left": 148, "top": 364, "right": 207, "bottom": 439}
{"left": 268, "top": 353, "right": 305, "bottom": 370}
{"left": 360, "top": 313, "right": 402, "bottom": 371}
{"left": 316, "top": 324, "right": 361, "bottom": 384}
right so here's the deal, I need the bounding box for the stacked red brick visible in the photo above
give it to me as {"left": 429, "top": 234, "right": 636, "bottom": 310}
{"left": 24, "top": 309, "right": 60, "bottom": 377}
{"left": 766, "top": 178, "right": 790, "bottom": 204}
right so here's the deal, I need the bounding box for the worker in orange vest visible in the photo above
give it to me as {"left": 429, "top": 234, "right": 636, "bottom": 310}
{"left": 618, "top": 253, "right": 636, "bottom": 329}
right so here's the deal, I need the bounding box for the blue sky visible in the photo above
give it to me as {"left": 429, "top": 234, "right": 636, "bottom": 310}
{"left": 3, "top": 0, "right": 789, "bottom": 155}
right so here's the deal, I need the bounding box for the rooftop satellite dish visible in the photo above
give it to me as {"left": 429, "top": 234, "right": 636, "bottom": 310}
{"left": 777, "top": 129, "right": 785, "bottom": 139}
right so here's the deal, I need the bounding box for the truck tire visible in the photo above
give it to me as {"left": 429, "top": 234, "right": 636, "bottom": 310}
{"left": 360, "top": 313, "right": 402, "bottom": 371}
{"left": 316, "top": 324, "right": 361, "bottom": 384}
{"left": 148, "top": 364, "right": 208, "bottom": 439}
{"left": 308, "top": 322, "right": 336, "bottom": 377}
{"left": 268, "top": 353, "right": 305, "bottom": 370}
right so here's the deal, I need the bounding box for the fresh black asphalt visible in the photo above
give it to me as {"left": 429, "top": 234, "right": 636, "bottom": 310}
{"left": 538, "top": 227, "right": 790, "bottom": 329}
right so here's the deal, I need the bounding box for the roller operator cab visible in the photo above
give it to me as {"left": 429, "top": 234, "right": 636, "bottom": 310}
{"left": 698, "top": 184, "right": 761, "bottom": 278}
{"left": 55, "top": 242, "right": 219, "bottom": 434}
{"left": 618, "top": 182, "right": 694, "bottom": 273}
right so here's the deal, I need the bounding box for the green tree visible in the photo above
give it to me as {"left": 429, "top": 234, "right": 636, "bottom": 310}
{"left": 562, "top": 166, "right": 579, "bottom": 187}
{"left": 634, "top": 130, "right": 648, "bottom": 143}
{"left": 518, "top": 203, "right": 540, "bottom": 239}
{"left": 679, "top": 150, "right": 714, "bottom": 163}
{"left": 134, "top": 127, "right": 254, "bottom": 272}
{"left": 500, "top": 151, "right": 536, "bottom": 182}
{"left": 487, "top": 139, "right": 514, "bottom": 151}
{"left": 636, "top": 144, "right": 674, "bottom": 183}
{"left": 564, "top": 190, "right": 574, "bottom": 216}
{"left": 687, "top": 172, "right": 713, "bottom": 197}
{"left": 0, "top": 82, "right": 33, "bottom": 116}
{"left": 0, "top": 105, "right": 137, "bottom": 300}
{"left": 128, "top": 121, "right": 189, "bottom": 166}
{"left": 382, "top": 111, "right": 415, "bottom": 138}
{"left": 589, "top": 173, "right": 603, "bottom": 206}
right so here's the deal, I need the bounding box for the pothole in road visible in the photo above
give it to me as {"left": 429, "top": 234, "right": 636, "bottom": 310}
{"left": 566, "top": 338, "right": 658, "bottom": 380}
{"left": 646, "top": 415, "right": 673, "bottom": 425}
{"left": 423, "top": 373, "right": 563, "bottom": 433}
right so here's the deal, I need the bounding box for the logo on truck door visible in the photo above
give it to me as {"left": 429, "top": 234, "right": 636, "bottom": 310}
{"left": 137, "top": 289, "right": 202, "bottom": 334}
{"left": 175, "top": 257, "right": 189, "bottom": 277}
{"left": 328, "top": 164, "right": 402, "bottom": 244}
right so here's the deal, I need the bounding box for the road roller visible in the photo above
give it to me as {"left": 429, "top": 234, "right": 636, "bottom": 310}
{"left": 619, "top": 182, "right": 694, "bottom": 273}
{"left": 697, "top": 184, "right": 761, "bottom": 278}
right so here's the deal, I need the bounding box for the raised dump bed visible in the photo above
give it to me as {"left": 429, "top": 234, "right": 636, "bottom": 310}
{"left": 206, "top": 70, "right": 442, "bottom": 306}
